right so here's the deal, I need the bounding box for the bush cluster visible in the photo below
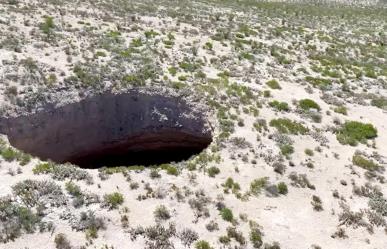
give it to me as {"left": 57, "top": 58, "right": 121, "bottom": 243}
{"left": 269, "top": 118, "right": 308, "bottom": 135}
{"left": 336, "top": 121, "right": 377, "bottom": 146}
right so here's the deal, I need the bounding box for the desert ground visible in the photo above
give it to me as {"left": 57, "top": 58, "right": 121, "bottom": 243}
{"left": 0, "top": 0, "right": 386, "bottom": 249}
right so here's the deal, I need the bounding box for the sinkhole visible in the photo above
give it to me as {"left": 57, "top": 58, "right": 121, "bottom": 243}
{"left": 0, "top": 91, "right": 213, "bottom": 168}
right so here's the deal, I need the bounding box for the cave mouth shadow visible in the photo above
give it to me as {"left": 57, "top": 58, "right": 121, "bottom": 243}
{"left": 67, "top": 146, "right": 205, "bottom": 169}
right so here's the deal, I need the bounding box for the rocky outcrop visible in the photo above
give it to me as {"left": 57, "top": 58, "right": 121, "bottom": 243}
{"left": 0, "top": 89, "right": 213, "bottom": 168}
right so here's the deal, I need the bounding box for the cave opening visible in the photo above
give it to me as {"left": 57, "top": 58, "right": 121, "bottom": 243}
{"left": 0, "top": 91, "right": 212, "bottom": 169}
{"left": 69, "top": 145, "right": 206, "bottom": 169}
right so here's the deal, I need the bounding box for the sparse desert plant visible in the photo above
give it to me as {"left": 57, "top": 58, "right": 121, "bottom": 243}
{"left": 277, "top": 182, "right": 288, "bottom": 195}
{"left": 103, "top": 192, "right": 124, "bottom": 209}
{"left": 371, "top": 97, "right": 387, "bottom": 109}
{"left": 220, "top": 208, "right": 234, "bottom": 222}
{"left": 269, "top": 118, "right": 308, "bottom": 135}
{"left": 206, "top": 220, "right": 219, "bottom": 231}
{"left": 0, "top": 197, "right": 41, "bottom": 243}
{"left": 331, "top": 227, "right": 348, "bottom": 239}
{"left": 311, "top": 195, "right": 323, "bottom": 211}
{"left": 150, "top": 169, "right": 161, "bottom": 179}
{"left": 264, "top": 242, "right": 281, "bottom": 248}
{"left": 368, "top": 195, "right": 387, "bottom": 216}
{"left": 334, "top": 106, "right": 347, "bottom": 115}
{"left": 226, "top": 226, "right": 246, "bottom": 245}
{"left": 207, "top": 166, "right": 220, "bottom": 177}
{"left": 40, "top": 16, "right": 55, "bottom": 36}
{"left": 73, "top": 211, "right": 105, "bottom": 240}
{"left": 33, "top": 162, "right": 54, "bottom": 174}
{"left": 154, "top": 205, "right": 171, "bottom": 221}
{"left": 298, "top": 99, "right": 320, "bottom": 111}
{"left": 352, "top": 153, "right": 380, "bottom": 171}
{"left": 160, "top": 164, "right": 179, "bottom": 176}
{"left": 12, "top": 180, "right": 66, "bottom": 207}
{"left": 289, "top": 172, "right": 315, "bottom": 189}
{"left": 266, "top": 79, "right": 281, "bottom": 89}
{"left": 1, "top": 147, "right": 17, "bottom": 162}
{"left": 54, "top": 233, "right": 72, "bottom": 249}
{"left": 179, "top": 228, "right": 199, "bottom": 247}
{"left": 195, "top": 240, "right": 213, "bottom": 249}
{"left": 269, "top": 100, "right": 289, "bottom": 112}
{"left": 219, "top": 235, "right": 231, "bottom": 244}
{"left": 250, "top": 226, "right": 263, "bottom": 248}
{"left": 279, "top": 144, "right": 294, "bottom": 156}
{"left": 65, "top": 181, "right": 84, "bottom": 207}
{"left": 121, "top": 214, "right": 129, "bottom": 228}
{"left": 250, "top": 177, "right": 269, "bottom": 196}
{"left": 189, "top": 195, "right": 211, "bottom": 220}
{"left": 130, "top": 182, "right": 140, "bottom": 189}
{"left": 33, "top": 162, "right": 92, "bottom": 183}
{"left": 305, "top": 148, "right": 314, "bottom": 156}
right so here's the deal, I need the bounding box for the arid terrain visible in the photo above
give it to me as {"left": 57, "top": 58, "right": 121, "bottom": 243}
{"left": 0, "top": 0, "right": 386, "bottom": 249}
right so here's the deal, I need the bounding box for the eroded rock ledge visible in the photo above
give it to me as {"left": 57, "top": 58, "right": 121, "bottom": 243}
{"left": 0, "top": 89, "right": 213, "bottom": 168}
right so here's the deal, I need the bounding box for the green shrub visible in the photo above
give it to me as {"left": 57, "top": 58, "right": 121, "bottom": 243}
{"left": 371, "top": 97, "right": 387, "bottom": 109}
{"left": 0, "top": 147, "right": 32, "bottom": 165}
{"left": 150, "top": 169, "right": 161, "bottom": 179}
{"left": 168, "top": 66, "right": 178, "bottom": 76}
{"left": 223, "top": 177, "right": 241, "bottom": 193}
{"left": 334, "top": 106, "right": 347, "bottom": 115}
{"left": 226, "top": 226, "right": 246, "bottom": 245}
{"left": 65, "top": 182, "right": 82, "bottom": 197}
{"left": 269, "top": 118, "right": 308, "bottom": 135}
{"left": 219, "top": 235, "right": 231, "bottom": 244}
{"left": 1, "top": 147, "right": 19, "bottom": 162}
{"left": 12, "top": 180, "right": 66, "bottom": 207}
{"left": 207, "top": 166, "right": 220, "bottom": 177}
{"left": 160, "top": 164, "right": 179, "bottom": 176}
{"left": 336, "top": 121, "right": 377, "bottom": 146}
{"left": 19, "top": 153, "right": 31, "bottom": 166}
{"left": 250, "top": 227, "right": 263, "bottom": 248}
{"left": 86, "top": 227, "right": 98, "bottom": 240}
{"left": 311, "top": 195, "right": 323, "bottom": 211}
{"left": 305, "top": 76, "right": 330, "bottom": 88}
{"left": 299, "top": 99, "right": 320, "bottom": 111}
{"left": 280, "top": 144, "right": 294, "bottom": 156}
{"left": 178, "top": 75, "right": 187, "bottom": 81}
{"left": 250, "top": 177, "right": 269, "bottom": 196}
{"left": 33, "top": 162, "right": 54, "bottom": 174}
{"left": 266, "top": 79, "right": 281, "bottom": 89}
{"left": 103, "top": 192, "right": 124, "bottom": 209}
{"left": 365, "top": 67, "right": 377, "bottom": 78}
{"left": 277, "top": 182, "right": 288, "bottom": 195}
{"left": 0, "top": 198, "right": 41, "bottom": 243}
{"left": 352, "top": 154, "right": 380, "bottom": 171}
{"left": 40, "top": 16, "right": 55, "bottom": 35}
{"left": 220, "top": 208, "right": 233, "bottom": 222}
{"left": 263, "top": 90, "right": 271, "bottom": 97}
{"left": 154, "top": 205, "right": 171, "bottom": 220}
{"left": 368, "top": 195, "right": 387, "bottom": 216}
{"left": 304, "top": 149, "right": 314, "bottom": 156}
{"left": 94, "top": 51, "right": 106, "bottom": 58}
{"left": 269, "top": 100, "right": 289, "bottom": 112}
{"left": 195, "top": 240, "right": 213, "bottom": 249}
{"left": 54, "top": 233, "right": 72, "bottom": 249}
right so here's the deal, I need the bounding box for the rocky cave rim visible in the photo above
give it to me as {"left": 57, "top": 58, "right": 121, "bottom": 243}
{"left": 0, "top": 89, "right": 214, "bottom": 168}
